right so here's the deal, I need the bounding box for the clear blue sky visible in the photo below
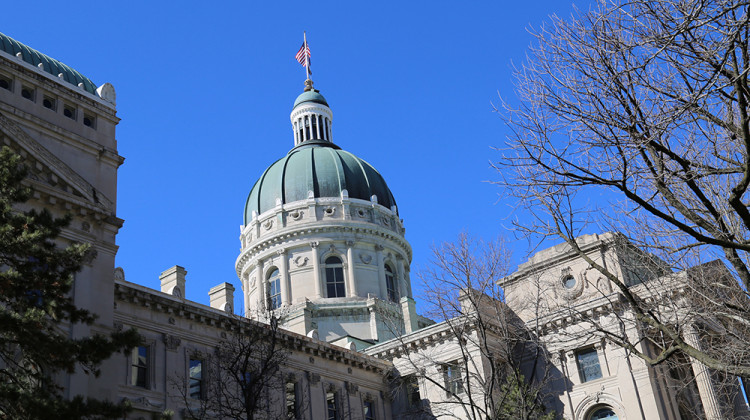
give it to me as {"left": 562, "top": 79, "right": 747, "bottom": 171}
{"left": 4, "top": 1, "right": 593, "bottom": 311}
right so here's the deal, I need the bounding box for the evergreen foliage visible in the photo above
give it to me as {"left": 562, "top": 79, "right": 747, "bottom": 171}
{"left": 0, "top": 146, "right": 139, "bottom": 419}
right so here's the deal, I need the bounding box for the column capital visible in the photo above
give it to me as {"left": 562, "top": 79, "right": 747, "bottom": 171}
{"left": 310, "top": 241, "right": 319, "bottom": 249}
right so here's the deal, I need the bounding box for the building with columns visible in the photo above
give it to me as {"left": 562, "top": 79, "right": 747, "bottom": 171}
{"left": 2, "top": 31, "right": 748, "bottom": 420}
{"left": 236, "top": 79, "right": 431, "bottom": 349}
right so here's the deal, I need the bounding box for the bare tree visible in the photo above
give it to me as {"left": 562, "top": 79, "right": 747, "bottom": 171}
{"left": 497, "top": 0, "right": 750, "bottom": 388}
{"left": 172, "top": 312, "right": 299, "bottom": 420}
{"left": 379, "top": 234, "right": 556, "bottom": 419}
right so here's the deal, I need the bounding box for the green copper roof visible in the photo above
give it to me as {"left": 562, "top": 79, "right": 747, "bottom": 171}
{"left": 0, "top": 32, "right": 97, "bottom": 95}
{"left": 293, "top": 90, "right": 329, "bottom": 108}
{"left": 244, "top": 140, "right": 397, "bottom": 223}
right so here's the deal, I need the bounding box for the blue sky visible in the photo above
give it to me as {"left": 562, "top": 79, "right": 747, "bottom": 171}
{"left": 4, "top": 1, "right": 594, "bottom": 311}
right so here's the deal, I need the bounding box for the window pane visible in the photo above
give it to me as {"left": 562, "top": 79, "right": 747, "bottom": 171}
{"left": 326, "top": 391, "right": 337, "bottom": 420}
{"left": 577, "top": 348, "right": 603, "bottom": 382}
{"left": 189, "top": 359, "right": 202, "bottom": 399}
{"left": 286, "top": 381, "right": 297, "bottom": 419}
{"left": 131, "top": 346, "right": 149, "bottom": 388}
{"left": 364, "top": 401, "right": 375, "bottom": 420}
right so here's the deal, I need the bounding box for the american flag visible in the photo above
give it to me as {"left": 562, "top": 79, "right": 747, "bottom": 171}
{"left": 295, "top": 42, "right": 311, "bottom": 68}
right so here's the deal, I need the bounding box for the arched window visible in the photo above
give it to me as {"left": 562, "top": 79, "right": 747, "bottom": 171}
{"left": 385, "top": 265, "right": 398, "bottom": 302}
{"left": 589, "top": 407, "right": 618, "bottom": 420}
{"left": 325, "top": 256, "right": 345, "bottom": 298}
{"left": 267, "top": 268, "right": 281, "bottom": 310}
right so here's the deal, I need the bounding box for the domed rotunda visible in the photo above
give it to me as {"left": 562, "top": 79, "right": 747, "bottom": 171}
{"left": 235, "top": 80, "right": 428, "bottom": 348}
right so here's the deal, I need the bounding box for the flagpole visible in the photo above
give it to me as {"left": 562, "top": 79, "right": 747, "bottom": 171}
{"left": 303, "top": 31, "right": 310, "bottom": 81}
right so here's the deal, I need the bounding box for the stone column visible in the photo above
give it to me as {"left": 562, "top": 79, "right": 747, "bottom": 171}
{"left": 346, "top": 241, "right": 357, "bottom": 297}
{"left": 558, "top": 351, "right": 576, "bottom": 420}
{"left": 396, "top": 255, "right": 407, "bottom": 298}
{"left": 375, "top": 245, "right": 386, "bottom": 299}
{"left": 311, "top": 242, "right": 322, "bottom": 298}
{"left": 278, "top": 249, "right": 291, "bottom": 306}
{"left": 684, "top": 324, "right": 723, "bottom": 420}
{"left": 256, "top": 260, "right": 265, "bottom": 312}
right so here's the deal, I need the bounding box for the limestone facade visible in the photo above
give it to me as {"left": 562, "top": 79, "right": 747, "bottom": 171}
{"left": 2, "top": 32, "right": 748, "bottom": 420}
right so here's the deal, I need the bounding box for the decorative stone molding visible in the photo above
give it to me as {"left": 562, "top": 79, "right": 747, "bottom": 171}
{"left": 114, "top": 267, "right": 125, "bottom": 281}
{"left": 359, "top": 253, "right": 373, "bottom": 264}
{"left": 289, "top": 209, "right": 303, "bottom": 220}
{"left": 262, "top": 219, "right": 274, "bottom": 230}
{"left": 345, "top": 240, "right": 355, "bottom": 247}
{"left": 345, "top": 381, "right": 359, "bottom": 395}
{"left": 324, "top": 206, "right": 336, "bottom": 217}
{"left": 162, "top": 334, "right": 181, "bottom": 351}
{"left": 307, "top": 371, "right": 321, "bottom": 385}
{"left": 293, "top": 256, "right": 309, "bottom": 267}
{"left": 310, "top": 241, "right": 319, "bottom": 249}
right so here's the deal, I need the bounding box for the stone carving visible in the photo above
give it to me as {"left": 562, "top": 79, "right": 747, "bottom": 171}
{"left": 293, "top": 256, "right": 309, "bottom": 267}
{"left": 324, "top": 206, "right": 336, "bottom": 217}
{"left": 374, "top": 244, "right": 384, "bottom": 252}
{"left": 168, "top": 317, "right": 176, "bottom": 325}
{"left": 289, "top": 209, "right": 303, "bottom": 220}
{"left": 262, "top": 219, "right": 274, "bottom": 230}
{"left": 81, "top": 221, "right": 91, "bottom": 232}
{"left": 310, "top": 241, "right": 319, "bottom": 249}
{"left": 162, "top": 334, "right": 181, "bottom": 351}
{"left": 355, "top": 208, "right": 367, "bottom": 218}
{"left": 345, "top": 381, "right": 359, "bottom": 395}
{"left": 0, "top": 113, "right": 113, "bottom": 211}
{"left": 380, "top": 216, "right": 390, "bottom": 226}
{"left": 114, "top": 267, "right": 125, "bottom": 281}
{"left": 307, "top": 371, "right": 321, "bottom": 384}
{"left": 359, "top": 253, "right": 373, "bottom": 265}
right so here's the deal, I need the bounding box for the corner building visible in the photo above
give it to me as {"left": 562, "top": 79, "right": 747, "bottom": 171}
{"left": 236, "top": 80, "right": 431, "bottom": 348}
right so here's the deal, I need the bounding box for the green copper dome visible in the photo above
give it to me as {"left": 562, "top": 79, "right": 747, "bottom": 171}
{"left": 244, "top": 140, "right": 397, "bottom": 224}
{"left": 293, "top": 89, "right": 328, "bottom": 108}
{"left": 0, "top": 32, "right": 97, "bottom": 95}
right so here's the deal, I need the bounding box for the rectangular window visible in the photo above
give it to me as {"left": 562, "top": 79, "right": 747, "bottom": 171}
{"left": 131, "top": 346, "right": 149, "bottom": 388}
{"left": 286, "top": 381, "right": 297, "bottom": 419}
{"left": 576, "top": 348, "right": 603, "bottom": 382}
{"left": 406, "top": 376, "right": 421, "bottom": 407}
{"left": 326, "top": 391, "right": 338, "bottom": 420}
{"left": 363, "top": 400, "right": 375, "bottom": 420}
{"left": 269, "top": 277, "right": 281, "bottom": 309}
{"left": 63, "top": 104, "right": 76, "bottom": 120}
{"left": 43, "top": 95, "right": 56, "bottom": 110}
{"left": 443, "top": 363, "right": 464, "bottom": 396}
{"left": 189, "top": 359, "right": 203, "bottom": 399}
{"left": 0, "top": 74, "right": 11, "bottom": 91}
{"left": 21, "top": 85, "right": 34, "bottom": 101}
{"left": 83, "top": 112, "right": 96, "bottom": 128}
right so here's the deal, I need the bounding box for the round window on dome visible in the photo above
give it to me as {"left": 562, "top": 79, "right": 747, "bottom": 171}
{"left": 562, "top": 274, "right": 577, "bottom": 289}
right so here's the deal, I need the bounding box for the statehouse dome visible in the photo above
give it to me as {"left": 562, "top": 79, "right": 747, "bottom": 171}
{"left": 244, "top": 139, "right": 397, "bottom": 224}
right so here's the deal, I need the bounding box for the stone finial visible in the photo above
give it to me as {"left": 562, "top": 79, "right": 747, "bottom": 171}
{"left": 209, "top": 282, "right": 235, "bottom": 313}
{"left": 96, "top": 83, "right": 116, "bottom": 105}
{"left": 160, "top": 265, "right": 187, "bottom": 298}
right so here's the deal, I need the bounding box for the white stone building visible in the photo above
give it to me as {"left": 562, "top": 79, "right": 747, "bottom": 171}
{"left": 1, "top": 31, "right": 747, "bottom": 420}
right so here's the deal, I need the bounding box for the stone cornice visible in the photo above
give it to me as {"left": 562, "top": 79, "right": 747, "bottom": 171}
{"left": 0, "top": 52, "right": 117, "bottom": 113}
{"left": 236, "top": 223, "right": 412, "bottom": 276}
{"left": 114, "top": 280, "right": 392, "bottom": 374}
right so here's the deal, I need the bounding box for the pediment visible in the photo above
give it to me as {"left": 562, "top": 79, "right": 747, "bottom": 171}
{"left": 0, "top": 112, "right": 114, "bottom": 213}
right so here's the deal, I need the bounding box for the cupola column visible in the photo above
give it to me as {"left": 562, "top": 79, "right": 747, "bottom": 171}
{"left": 375, "top": 245, "right": 387, "bottom": 299}
{"left": 311, "top": 242, "right": 322, "bottom": 298}
{"left": 256, "top": 260, "right": 265, "bottom": 313}
{"left": 278, "top": 249, "right": 291, "bottom": 306}
{"left": 346, "top": 241, "right": 358, "bottom": 297}
{"left": 396, "top": 256, "right": 407, "bottom": 298}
